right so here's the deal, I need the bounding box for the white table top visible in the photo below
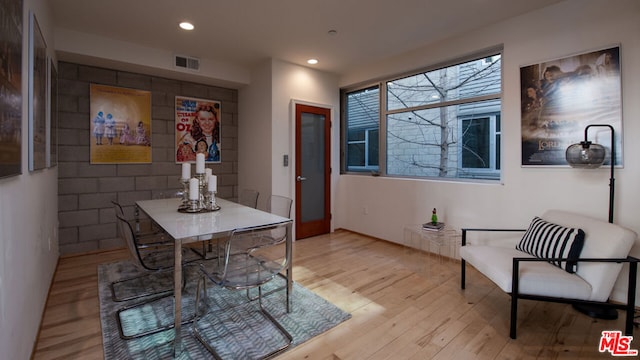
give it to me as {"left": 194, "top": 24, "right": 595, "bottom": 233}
{"left": 136, "top": 197, "right": 291, "bottom": 242}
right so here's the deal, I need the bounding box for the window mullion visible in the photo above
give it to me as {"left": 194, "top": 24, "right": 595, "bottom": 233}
{"left": 386, "top": 93, "right": 501, "bottom": 116}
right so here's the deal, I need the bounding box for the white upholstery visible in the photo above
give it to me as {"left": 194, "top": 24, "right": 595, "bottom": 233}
{"left": 460, "top": 245, "right": 592, "bottom": 299}
{"left": 461, "top": 210, "right": 637, "bottom": 302}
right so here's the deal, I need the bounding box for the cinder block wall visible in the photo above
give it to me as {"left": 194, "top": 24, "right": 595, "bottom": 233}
{"left": 57, "top": 62, "right": 239, "bottom": 255}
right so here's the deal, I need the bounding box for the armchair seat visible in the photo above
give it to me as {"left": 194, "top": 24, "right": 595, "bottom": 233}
{"left": 461, "top": 245, "right": 592, "bottom": 300}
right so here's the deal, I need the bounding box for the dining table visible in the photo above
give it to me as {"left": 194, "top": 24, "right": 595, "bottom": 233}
{"left": 135, "top": 197, "right": 293, "bottom": 356}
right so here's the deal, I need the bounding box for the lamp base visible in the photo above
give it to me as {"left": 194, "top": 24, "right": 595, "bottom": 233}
{"left": 572, "top": 303, "right": 618, "bottom": 320}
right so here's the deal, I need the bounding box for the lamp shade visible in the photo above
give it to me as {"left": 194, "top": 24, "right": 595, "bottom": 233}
{"left": 565, "top": 141, "right": 606, "bottom": 169}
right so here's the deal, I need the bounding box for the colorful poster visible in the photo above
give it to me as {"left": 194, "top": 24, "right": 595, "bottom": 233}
{"left": 175, "top": 96, "right": 221, "bottom": 163}
{"left": 0, "top": 0, "right": 23, "bottom": 178}
{"left": 89, "top": 84, "right": 152, "bottom": 164}
{"left": 520, "top": 46, "right": 622, "bottom": 166}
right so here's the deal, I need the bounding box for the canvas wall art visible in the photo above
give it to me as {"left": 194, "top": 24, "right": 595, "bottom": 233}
{"left": 90, "top": 84, "right": 152, "bottom": 164}
{"left": 0, "top": 0, "right": 23, "bottom": 178}
{"left": 520, "top": 46, "right": 622, "bottom": 166}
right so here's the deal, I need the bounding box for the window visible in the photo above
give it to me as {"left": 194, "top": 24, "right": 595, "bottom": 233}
{"left": 347, "top": 128, "right": 379, "bottom": 169}
{"left": 342, "top": 49, "right": 502, "bottom": 181}
{"left": 460, "top": 113, "right": 501, "bottom": 178}
{"left": 344, "top": 86, "right": 380, "bottom": 172}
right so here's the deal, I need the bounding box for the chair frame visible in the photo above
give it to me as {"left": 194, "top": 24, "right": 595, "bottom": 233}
{"left": 245, "top": 195, "right": 293, "bottom": 302}
{"left": 192, "top": 222, "right": 293, "bottom": 359}
{"left": 110, "top": 207, "right": 178, "bottom": 303}
{"left": 112, "top": 212, "right": 200, "bottom": 340}
{"left": 460, "top": 228, "right": 639, "bottom": 339}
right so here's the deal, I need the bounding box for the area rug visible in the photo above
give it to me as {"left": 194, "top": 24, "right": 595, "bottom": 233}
{"left": 98, "top": 260, "right": 351, "bottom": 359}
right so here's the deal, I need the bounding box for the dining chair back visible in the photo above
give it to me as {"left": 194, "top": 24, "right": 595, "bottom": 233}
{"left": 239, "top": 189, "right": 259, "bottom": 208}
{"left": 266, "top": 195, "right": 292, "bottom": 246}
{"left": 267, "top": 195, "right": 292, "bottom": 218}
{"left": 116, "top": 213, "right": 171, "bottom": 271}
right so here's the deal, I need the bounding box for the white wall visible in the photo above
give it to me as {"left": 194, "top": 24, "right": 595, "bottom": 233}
{"left": 270, "top": 60, "right": 340, "bottom": 212}
{"left": 55, "top": 28, "right": 250, "bottom": 89}
{"left": 239, "top": 59, "right": 339, "bottom": 215}
{"left": 335, "top": 0, "right": 640, "bottom": 304}
{"left": 0, "top": 0, "right": 59, "bottom": 358}
{"left": 238, "top": 60, "right": 273, "bottom": 210}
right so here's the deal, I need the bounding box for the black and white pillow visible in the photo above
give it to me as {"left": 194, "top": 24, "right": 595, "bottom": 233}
{"left": 516, "top": 217, "right": 585, "bottom": 273}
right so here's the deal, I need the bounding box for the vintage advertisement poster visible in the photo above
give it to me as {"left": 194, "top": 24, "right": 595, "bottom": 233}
{"left": 90, "top": 84, "right": 152, "bottom": 164}
{"left": 520, "top": 46, "right": 622, "bottom": 166}
{"left": 0, "top": 0, "right": 23, "bottom": 178}
{"left": 175, "top": 96, "right": 221, "bottom": 163}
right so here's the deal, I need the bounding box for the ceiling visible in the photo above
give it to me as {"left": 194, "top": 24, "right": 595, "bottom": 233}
{"left": 50, "top": 0, "right": 564, "bottom": 76}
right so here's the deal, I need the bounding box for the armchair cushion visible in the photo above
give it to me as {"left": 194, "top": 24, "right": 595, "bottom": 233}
{"left": 543, "top": 210, "right": 636, "bottom": 301}
{"left": 516, "top": 216, "right": 585, "bottom": 273}
{"left": 461, "top": 210, "right": 637, "bottom": 302}
{"left": 461, "top": 245, "right": 592, "bottom": 299}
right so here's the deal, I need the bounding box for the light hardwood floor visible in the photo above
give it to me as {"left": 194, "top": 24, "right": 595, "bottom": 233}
{"left": 33, "top": 230, "right": 633, "bottom": 359}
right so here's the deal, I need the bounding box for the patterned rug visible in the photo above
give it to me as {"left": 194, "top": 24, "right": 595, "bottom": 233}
{"left": 98, "top": 260, "right": 351, "bottom": 359}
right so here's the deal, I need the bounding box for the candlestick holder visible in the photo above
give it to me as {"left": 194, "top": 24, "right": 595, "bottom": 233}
{"left": 204, "top": 190, "right": 220, "bottom": 211}
{"left": 184, "top": 199, "right": 201, "bottom": 213}
{"left": 195, "top": 173, "right": 206, "bottom": 208}
{"left": 179, "top": 178, "right": 190, "bottom": 210}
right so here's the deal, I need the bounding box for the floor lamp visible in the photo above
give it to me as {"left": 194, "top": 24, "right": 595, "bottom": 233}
{"left": 565, "top": 123, "right": 617, "bottom": 319}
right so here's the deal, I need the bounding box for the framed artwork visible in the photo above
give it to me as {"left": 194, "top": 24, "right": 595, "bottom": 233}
{"left": 90, "top": 84, "right": 152, "bottom": 164}
{"left": 520, "top": 45, "right": 622, "bottom": 166}
{"left": 28, "top": 11, "right": 47, "bottom": 171}
{"left": 47, "top": 58, "right": 58, "bottom": 167}
{"left": 175, "top": 96, "right": 221, "bottom": 163}
{"left": 0, "top": 0, "right": 23, "bottom": 178}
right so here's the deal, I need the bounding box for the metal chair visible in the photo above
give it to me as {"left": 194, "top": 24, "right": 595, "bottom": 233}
{"left": 202, "top": 189, "right": 261, "bottom": 259}
{"left": 239, "top": 189, "right": 259, "bottom": 208}
{"left": 112, "top": 200, "right": 171, "bottom": 248}
{"left": 239, "top": 195, "right": 291, "bottom": 252}
{"left": 112, "top": 212, "right": 200, "bottom": 340}
{"left": 235, "top": 195, "right": 294, "bottom": 306}
{"left": 268, "top": 194, "right": 292, "bottom": 218}
{"left": 192, "top": 222, "right": 293, "bottom": 359}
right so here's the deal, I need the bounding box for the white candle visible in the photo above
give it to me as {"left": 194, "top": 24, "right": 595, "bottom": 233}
{"left": 181, "top": 163, "right": 190, "bottom": 180}
{"left": 189, "top": 178, "right": 199, "bottom": 200}
{"left": 196, "top": 153, "right": 205, "bottom": 174}
{"left": 205, "top": 168, "right": 212, "bottom": 179}
{"left": 208, "top": 175, "right": 217, "bottom": 192}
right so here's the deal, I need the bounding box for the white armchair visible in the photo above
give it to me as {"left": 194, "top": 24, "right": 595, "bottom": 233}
{"left": 460, "top": 209, "right": 638, "bottom": 339}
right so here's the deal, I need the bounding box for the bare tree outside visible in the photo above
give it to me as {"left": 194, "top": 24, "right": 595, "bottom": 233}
{"left": 385, "top": 55, "right": 501, "bottom": 179}
{"left": 344, "top": 52, "right": 502, "bottom": 181}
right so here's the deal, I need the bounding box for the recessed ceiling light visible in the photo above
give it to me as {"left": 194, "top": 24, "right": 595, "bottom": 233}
{"left": 179, "top": 22, "right": 194, "bottom": 31}
{"left": 307, "top": 59, "right": 318, "bottom": 65}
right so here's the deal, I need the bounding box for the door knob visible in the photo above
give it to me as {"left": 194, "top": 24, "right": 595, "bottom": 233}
{"left": 296, "top": 176, "right": 307, "bottom": 181}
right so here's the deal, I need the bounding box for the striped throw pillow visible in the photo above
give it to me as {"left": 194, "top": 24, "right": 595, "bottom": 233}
{"left": 516, "top": 217, "right": 585, "bottom": 273}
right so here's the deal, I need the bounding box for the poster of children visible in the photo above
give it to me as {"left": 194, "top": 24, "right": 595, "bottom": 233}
{"left": 175, "top": 96, "right": 221, "bottom": 163}
{"left": 89, "top": 84, "right": 152, "bottom": 164}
